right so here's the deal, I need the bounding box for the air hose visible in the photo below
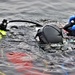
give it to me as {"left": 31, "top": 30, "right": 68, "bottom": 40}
{"left": 9, "top": 20, "right": 42, "bottom": 27}
{"left": 0, "top": 19, "right": 42, "bottom": 39}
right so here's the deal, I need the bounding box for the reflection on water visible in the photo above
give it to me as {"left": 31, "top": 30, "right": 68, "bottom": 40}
{"left": 0, "top": 0, "right": 75, "bottom": 75}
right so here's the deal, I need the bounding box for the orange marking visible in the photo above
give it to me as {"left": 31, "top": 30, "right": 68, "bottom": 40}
{"left": 6, "top": 52, "right": 33, "bottom": 72}
{"left": 6, "top": 52, "right": 51, "bottom": 75}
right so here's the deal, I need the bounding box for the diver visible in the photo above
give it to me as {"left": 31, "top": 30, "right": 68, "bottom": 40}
{"left": 63, "top": 15, "right": 75, "bottom": 36}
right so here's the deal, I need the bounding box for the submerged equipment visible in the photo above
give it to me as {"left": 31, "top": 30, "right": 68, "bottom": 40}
{"left": 0, "top": 19, "right": 63, "bottom": 51}
{"left": 35, "top": 25, "right": 63, "bottom": 51}
{"left": 0, "top": 19, "right": 42, "bottom": 29}
{"left": 0, "top": 19, "right": 42, "bottom": 39}
{"left": 35, "top": 25, "right": 63, "bottom": 44}
{"left": 0, "top": 19, "right": 42, "bottom": 38}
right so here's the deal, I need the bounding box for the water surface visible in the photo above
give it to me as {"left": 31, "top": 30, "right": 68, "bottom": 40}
{"left": 0, "top": 0, "right": 75, "bottom": 75}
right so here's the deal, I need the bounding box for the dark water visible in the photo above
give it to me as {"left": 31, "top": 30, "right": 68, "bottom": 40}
{"left": 0, "top": 0, "right": 75, "bottom": 75}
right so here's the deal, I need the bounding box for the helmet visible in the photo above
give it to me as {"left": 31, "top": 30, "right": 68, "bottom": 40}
{"left": 69, "top": 15, "right": 75, "bottom": 24}
{"left": 71, "top": 25, "right": 75, "bottom": 30}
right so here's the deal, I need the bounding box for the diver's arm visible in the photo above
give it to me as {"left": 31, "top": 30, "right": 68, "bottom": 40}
{"left": 63, "top": 23, "right": 72, "bottom": 32}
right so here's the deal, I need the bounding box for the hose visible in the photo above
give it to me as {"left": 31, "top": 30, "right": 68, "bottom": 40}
{"left": 9, "top": 20, "right": 42, "bottom": 27}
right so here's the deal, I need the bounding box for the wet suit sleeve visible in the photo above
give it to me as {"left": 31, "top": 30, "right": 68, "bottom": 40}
{"left": 63, "top": 23, "right": 73, "bottom": 32}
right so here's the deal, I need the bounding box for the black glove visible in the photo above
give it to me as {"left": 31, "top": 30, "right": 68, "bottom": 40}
{"left": 0, "top": 19, "right": 7, "bottom": 31}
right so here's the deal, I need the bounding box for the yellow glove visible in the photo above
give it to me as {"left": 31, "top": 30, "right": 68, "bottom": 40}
{"left": 0, "top": 30, "right": 6, "bottom": 39}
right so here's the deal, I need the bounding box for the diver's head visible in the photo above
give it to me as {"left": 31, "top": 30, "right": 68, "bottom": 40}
{"left": 69, "top": 15, "right": 75, "bottom": 24}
